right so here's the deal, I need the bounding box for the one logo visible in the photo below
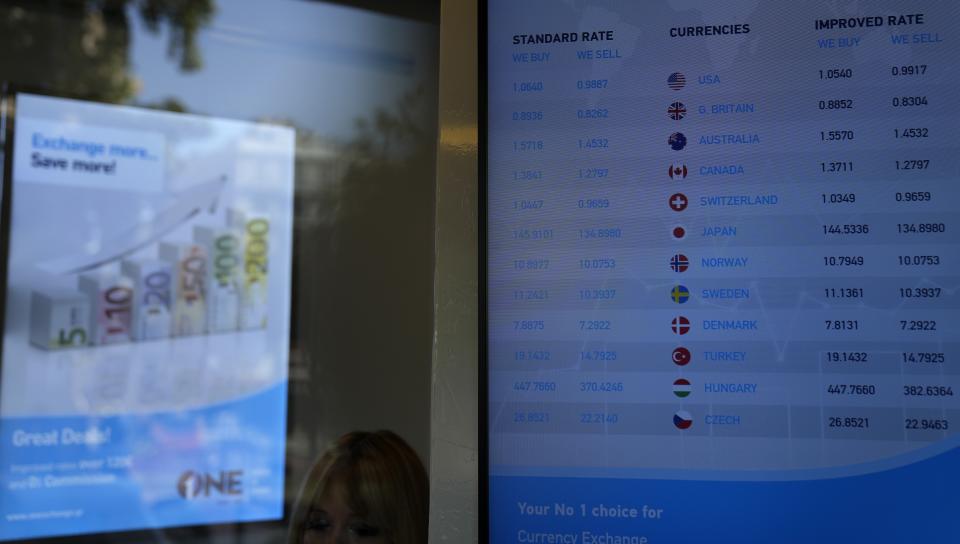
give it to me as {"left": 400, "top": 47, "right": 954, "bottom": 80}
{"left": 669, "top": 164, "right": 688, "bottom": 180}
{"left": 177, "top": 470, "right": 244, "bottom": 499}
{"left": 178, "top": 471, "right": 201, "bottom": 499}
{"left": 671, "top": 285, "right": 690, "bottom": 304}
{"left": 668, "top": 72, "right": 686, "bottom": 90}
{"left": 671, "top": 316, "right": 690, "bottom": 335}
{"left": 669, "top": 193, "right": 688, "bottom": 212}
{"left": 672, "top": 226, "right": 687, "bottom": 240}
{"left": 674, "top": 410, "right": 693, "bottom": 429}
{"left": 671, "top": 254, "right": 689, "bottom": 273}
{"left": 668, "top": 132, "right": 687, "bottom": 151}
{"left": 668, "top": 101, "right": 686, "bottom": 120}
{"left": 673, "top": 378, "right": 692, "bottom": 398}
{"left": 672, "top": 346, "right": 692, "bottom": 366}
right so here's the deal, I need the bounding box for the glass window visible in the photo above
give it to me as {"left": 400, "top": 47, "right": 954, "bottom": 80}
{"left": 0, "top": 1, "right": 438, "bottom": 541}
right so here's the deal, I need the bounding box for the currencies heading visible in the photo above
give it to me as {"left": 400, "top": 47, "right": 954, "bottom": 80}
{"left": 669, "top": 24, "right": 750, "bottom": 38}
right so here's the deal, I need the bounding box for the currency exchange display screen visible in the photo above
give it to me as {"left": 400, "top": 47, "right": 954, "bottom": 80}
{"left": 486, "top": 1, "right": 960, "bottom": 542}
{"left": 0, "top": 94, "right": 294, "bottom": 540}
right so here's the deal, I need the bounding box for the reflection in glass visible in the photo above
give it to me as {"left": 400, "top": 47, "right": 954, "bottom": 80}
{"left": 0, "top": 0, "right": 437, "bottom": 541}
{"left": 290, "top": 431, "right": 428, "bottom": 544}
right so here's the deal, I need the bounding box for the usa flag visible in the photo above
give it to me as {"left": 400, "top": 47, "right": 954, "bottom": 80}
{"left": 668, "top": 101, "right": 686, "bottom": 120}
{"left": 668, "top": 72, "right": 686, "bottom": 90}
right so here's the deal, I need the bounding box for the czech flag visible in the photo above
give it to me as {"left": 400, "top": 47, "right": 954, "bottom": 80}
{"left": 674, "top": 410, "right": 693, "bottom": 429}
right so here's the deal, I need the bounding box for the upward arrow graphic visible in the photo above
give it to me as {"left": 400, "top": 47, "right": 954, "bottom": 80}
{"left": 37, "top": 175, "right": 227, "bottom": 275}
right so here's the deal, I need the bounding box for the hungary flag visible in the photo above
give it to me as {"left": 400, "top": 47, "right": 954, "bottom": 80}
{"left": 674, "top": 410, "right": 693, "bottom": 430}
{"left": 673, "top": 378, "right": 692, "bottom": 398}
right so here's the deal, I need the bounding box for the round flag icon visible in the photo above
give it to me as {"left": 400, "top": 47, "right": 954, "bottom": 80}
{"left": 668, "top": 132, "right": 687, "bottom": 151}
{"left": 668, "top": 72, "right": 686, "bottom": 90}
{"left": 669, "top": 164, "right": 687, "bottom": 180}
{"left": 669, "top": 193, "right": 688, "bottom": 212}
{"left": 671, "top": 316, "right": 690, "bottom": 335}
{"left": 672, "top": 347, "right": 692, "bottom": 366}
{"left": 671, "top": 285, "right": 690, "bottom": 304}
{"left": 668, "top": 101, "right": 686, "bottom": 120}
{"left": 672, "top": 226, "right": 687, "bottom": 240}
{"left": 674, "top": 410, "right": 693, "bottom": 430}
{"left": 673, "top": 378, "right": 692, "bottom": 398}
{"left": 670, "top": 254, "right": 689, "bottom": 273}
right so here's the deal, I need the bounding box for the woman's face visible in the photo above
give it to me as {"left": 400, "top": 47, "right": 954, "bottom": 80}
{"left": 302, "top": 481, "right": 387, "bottom": 544}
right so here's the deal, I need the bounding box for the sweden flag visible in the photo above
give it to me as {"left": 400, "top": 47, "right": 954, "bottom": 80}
{"left": 671, "top": 285, "right": 690, "bottom": 304}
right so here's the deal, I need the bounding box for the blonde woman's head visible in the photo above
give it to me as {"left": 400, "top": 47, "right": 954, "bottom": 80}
{"left": 290, "top": 430, "right": 428, "bottom": 544}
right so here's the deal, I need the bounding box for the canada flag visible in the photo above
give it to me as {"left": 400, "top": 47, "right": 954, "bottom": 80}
{"left": 669, "top": 164, "right": 687, "bottom": 180}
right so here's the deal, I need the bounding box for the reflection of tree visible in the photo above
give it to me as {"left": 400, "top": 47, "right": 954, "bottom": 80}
{"left": 0, "top": 0, "right": 214, "bottom": 103}
{"left": 350, "top": 87, "right": 431, "bottom": 161}
{"left": 137, "top": 0, "right": 213, "bottom": 70}
{"left": 289, "top": 82, "right": 436, "bottom": 477}
{"left": 293, "top": 83, "right": 437, "bottom": 355}
{"left": 139, "top": 96, "right": 189, "bottom": 113}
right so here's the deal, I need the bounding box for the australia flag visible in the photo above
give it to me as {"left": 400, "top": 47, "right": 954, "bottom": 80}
{"left": 668, "top": 132, "right": 687, "bottom": 151}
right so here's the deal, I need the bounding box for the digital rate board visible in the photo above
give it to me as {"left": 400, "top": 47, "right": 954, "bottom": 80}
{"left": 486, "top": 1, "right": 960, "bottom": 542}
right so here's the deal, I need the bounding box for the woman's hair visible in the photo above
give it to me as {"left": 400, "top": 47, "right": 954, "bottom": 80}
{"left": 289, "top": 430, "right": 429, "bottom": 544}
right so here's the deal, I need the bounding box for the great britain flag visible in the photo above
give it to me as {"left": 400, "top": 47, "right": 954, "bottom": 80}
{"left": 668, "top": 101, "right": 686, "bottom": 120}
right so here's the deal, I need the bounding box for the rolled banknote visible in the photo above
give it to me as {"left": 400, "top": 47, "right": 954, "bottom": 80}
{"left": 121, "top": 259, "right": 173, "bottom": 341}
{"left": 194, "top": 225, "right": 242, "bottom": 333}
{"left": 159, "top": 242, "right": 208, "bottom": 337}
{"left": 29, "top": 288, "right": 91, "bottom": 350}
{"left": 78, "top": 269, "right": 135, "bottom": 345}
{"left": 227, "top": 209, "right": 269, "bottom": 330}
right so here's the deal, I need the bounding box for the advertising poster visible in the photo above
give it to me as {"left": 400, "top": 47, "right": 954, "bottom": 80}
{"left": 0, "top": 94, "right": 294, "bottom": 540}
